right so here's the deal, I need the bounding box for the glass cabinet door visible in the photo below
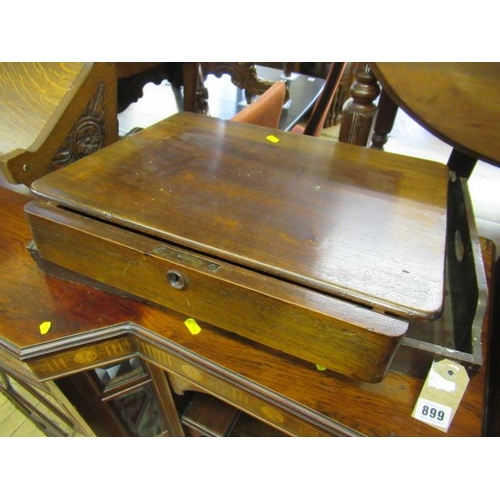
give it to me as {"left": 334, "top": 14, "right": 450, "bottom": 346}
{"left": 94, "top": 357, "right": 146, "bottom": 392}
{"left": 109, "top": 383, "right": 168, "bottom": 437}
{"left": 93, "top": 357, "right": 169, "bottom": 437}
{"left": 57, "top": 356, "right": 182, "bottom": 437}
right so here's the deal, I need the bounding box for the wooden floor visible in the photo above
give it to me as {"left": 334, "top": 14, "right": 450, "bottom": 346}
{"left": 0, "top": 375, "right": 93, "bottom": 437}
{"left": 2, "top": 70, "right": 499, "bottom": 437}
{"left": 0, "top": 390, "right": 47, "bottom": 437}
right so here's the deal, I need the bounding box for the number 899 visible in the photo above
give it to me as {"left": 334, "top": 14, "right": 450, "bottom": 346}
{"left": 422, "top": 405, "right": 445, "bottom": 421}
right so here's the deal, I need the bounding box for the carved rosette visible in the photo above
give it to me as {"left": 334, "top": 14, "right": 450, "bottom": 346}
{"left": 51, "top": 83, "right": 106, "bottom": 169}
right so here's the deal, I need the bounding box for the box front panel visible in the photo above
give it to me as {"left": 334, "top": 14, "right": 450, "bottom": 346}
{"left": 26, "top": 201, "right": 408, "bottom": 383}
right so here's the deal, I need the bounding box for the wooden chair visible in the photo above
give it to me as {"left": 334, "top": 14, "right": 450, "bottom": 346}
{"left": 183, "top": 63, "right": 279, "bottom": 114}
{"left": 290, "top": 62, "right": 347, "bottom": 136}
{"left": 0, "top": 62, "right": 118, "bottom": 186}
{"left": 230, "top": 81, "right": 287, "bottom": 128}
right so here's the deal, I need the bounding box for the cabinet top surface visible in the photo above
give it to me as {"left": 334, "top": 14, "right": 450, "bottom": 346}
{"left": 31, "top": 112, "right": 449, "bottom": 318}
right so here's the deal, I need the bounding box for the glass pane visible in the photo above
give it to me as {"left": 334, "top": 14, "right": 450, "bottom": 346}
{"left": 94, "top": 357, "right": 145, "bottom": 390}
{"left": 110, "top": 384, "right": 168, "bottom": 437}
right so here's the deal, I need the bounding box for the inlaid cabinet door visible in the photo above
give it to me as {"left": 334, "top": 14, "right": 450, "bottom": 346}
{"left": 56, "top": 357, "right": 184, "bottom": 437}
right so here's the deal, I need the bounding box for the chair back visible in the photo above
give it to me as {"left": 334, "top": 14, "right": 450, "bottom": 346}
{"left": 0, "top": 62, "right": 118, "bottom": 186}
{"left": 302, "top": 62, "right": 346, "bottom": 137}
{"left": 230, "top": 81, "right": 286, "bottom": 128}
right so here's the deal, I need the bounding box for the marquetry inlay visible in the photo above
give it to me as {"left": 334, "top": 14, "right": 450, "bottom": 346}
{"left": 73, "top": 349, "right": 98, "bottom": 364}
{"left": 261, "top": 405, "right": 285, "bottom": 423}
{"left": 131, "top": 336, "right": 332, "bottom": 435}
{"left": 42, "top": 356, "right": 69, "bottom": 373}
{"left": 139, "top": 341, "right": 174, "bottom": 368}
{"left": 181, "top": 364, "right": 203, "bottom": 381}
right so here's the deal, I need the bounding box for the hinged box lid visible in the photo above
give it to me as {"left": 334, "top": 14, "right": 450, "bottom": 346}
{"left": 30, "top": 112, "right": 449, "bottom": 320}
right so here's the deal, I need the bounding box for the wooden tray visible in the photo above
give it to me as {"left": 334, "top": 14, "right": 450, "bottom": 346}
{"left": 26, "top": 112, "right": 450, "bottom": 382}
{"left": 391, "top": 176, "right": 487, "bottom": 378}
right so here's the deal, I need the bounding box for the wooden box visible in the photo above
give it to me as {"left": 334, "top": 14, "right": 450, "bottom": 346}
{"left": 25, "top": 112, "right": 451, "bottom": 383}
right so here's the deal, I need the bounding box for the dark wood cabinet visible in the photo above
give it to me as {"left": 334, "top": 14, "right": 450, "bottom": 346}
{"left": 52, "top": 356, "right": 285, "bottom": 437}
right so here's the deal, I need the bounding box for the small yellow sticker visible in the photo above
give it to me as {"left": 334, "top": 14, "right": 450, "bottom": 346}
{"left": 266, "top": 135, "right": 280, "bottom": 143}
{"left": 315, "top": 364, "right": 327, "bottom": 371}
{"left": 39, "top": 321, "right": 51, "bottom": 335}
{"left": 184, "top": 318, "right": 201, "bottom": 335}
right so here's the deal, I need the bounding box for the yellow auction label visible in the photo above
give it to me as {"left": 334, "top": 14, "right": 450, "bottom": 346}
{"left": 184, "top": 318, "right": 201, "bottom": 335}
{"left": 266, "top": 135, "right": 280, "bottom": 143}
{"left": 39, "top": 321, "right": 51, "bottom": 335}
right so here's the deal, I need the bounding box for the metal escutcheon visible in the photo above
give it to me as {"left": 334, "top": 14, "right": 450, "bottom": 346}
{"left": 167, "top": 270, "right": 187, "bottom": 290}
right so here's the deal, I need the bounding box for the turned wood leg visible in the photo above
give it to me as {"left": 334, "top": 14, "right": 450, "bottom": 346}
{"left": 338, "top": 63, "right": 380, "bottom": 146}
{"left": 370, "top": 89, "right": 399, "bottom": 149}
{"left": 283, "top": 62, "right": 293, "bottom": 78}
{"left": 447, "top": 148, "right": 478, "bottom": 178}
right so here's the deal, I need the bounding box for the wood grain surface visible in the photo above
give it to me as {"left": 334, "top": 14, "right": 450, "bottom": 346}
{"left": 0, "top": 62, "right": 118, "bottom": 185}
{"left": 0, "top": 63, "right": 91, "bottom": 156}
{"left": 31, "top": 112, "right": 449, "bottom": 319}
{"left": 371, "top": 62, "right": 500, "bottom": 167}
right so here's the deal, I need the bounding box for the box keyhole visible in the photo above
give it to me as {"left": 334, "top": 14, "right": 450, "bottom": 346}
{"left": 167, "top": 270, "right": 187, "bottom": 290}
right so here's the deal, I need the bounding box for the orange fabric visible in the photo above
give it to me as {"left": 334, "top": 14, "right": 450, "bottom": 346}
{"left": 290, "top": 123, "right": 305, "bottom": 135}
{"left": 230, "top": 81, "right": 286, "bottom": 128}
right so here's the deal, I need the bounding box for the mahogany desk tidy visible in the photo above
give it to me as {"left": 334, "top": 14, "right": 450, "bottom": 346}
{"left": 25, "top": 112, "right": 451, "bottom": 383}
{"left": 0, "top": 182, "right": 495, "bottom": 436}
